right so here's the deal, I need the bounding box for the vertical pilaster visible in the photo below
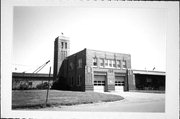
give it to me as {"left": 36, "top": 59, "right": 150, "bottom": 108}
{"left": 106, "top": 69, "right": 115, "bottom": 92}
{"left": 125, "top": 69, "right": 136, "bottom": 91}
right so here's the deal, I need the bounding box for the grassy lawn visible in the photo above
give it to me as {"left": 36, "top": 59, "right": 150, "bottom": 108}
{"left": 12, "top": 90, "right": 124, "bottom": 109}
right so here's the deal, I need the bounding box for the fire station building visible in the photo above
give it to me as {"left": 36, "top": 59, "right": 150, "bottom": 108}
{"left": 53, "top": 36, "right": 165, "bottom": 92}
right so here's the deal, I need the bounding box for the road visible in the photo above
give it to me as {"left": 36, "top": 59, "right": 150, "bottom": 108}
{"left": 38, "top": 91, "right": 165, "bottom": 112}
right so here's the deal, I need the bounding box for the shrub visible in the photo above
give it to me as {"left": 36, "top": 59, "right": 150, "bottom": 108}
{"left": 36, "top": 82, "right": 49, "bottom": 89}
{"left": 19, "top": 83, "right": 29, "bottom": 90}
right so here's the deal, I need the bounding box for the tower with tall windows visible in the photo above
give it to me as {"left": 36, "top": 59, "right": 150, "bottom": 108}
{"left": 53, "top": 35, "right": 70, "bottom": 80}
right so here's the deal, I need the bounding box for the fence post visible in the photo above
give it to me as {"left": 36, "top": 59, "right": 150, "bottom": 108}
{"left": 45, "top": 66, "right": 51, "bottom": 107}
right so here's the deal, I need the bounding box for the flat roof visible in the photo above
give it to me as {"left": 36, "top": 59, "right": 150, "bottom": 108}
{"left": 12, "top": 72, "right": 53, "bottom": 78}
{"left": 132, "top": 69, "right": 165, "bottom": 76}
{"left": 67, "top": 48, "right": 130, "bottom": 59}
{"left": 85, "top": 48, "right": 131, "bottom": 56}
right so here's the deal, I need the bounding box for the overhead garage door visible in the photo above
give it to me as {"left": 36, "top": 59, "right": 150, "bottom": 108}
{"left": 94, "top": 75, "right": 106, "bottom": 92}
{"left": 115, "top": 76, "right": 125, "bottom": 92}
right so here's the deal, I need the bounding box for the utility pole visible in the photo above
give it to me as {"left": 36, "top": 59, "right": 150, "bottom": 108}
{"left": 45, "top": 66, "right": 51, "bottom": 107}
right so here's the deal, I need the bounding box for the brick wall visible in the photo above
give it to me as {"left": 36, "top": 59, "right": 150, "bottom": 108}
{"left": 53, "top": 36, "right": 70, "bottom": 80}
{"left": 86, "top": 49, "right": 131, "bottom": 92}
{"left": 127, "top": 69, "right": 136, "bottom": 91}
{"left": 58, "top": 49, "right": 86, "bottom": 91}
{"left": 56, "top": 48, "right": 131, "bottom": 92}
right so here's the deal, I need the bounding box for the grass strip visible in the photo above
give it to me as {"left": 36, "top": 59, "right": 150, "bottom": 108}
{"left": 12, "top": 90, "right": 124, "bottom": 109}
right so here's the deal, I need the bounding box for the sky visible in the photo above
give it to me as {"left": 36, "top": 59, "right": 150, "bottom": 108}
{"left": 13, "top": 6, "right": 166, "bottom": 73}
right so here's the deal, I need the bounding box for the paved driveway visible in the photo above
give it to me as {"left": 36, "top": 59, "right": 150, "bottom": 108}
{"left": 39, "top": 91, "right": 165, "bottom": 112}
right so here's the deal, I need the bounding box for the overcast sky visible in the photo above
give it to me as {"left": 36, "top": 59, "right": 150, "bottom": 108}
{"left": 13, "top": 7, "right": 166, "bottom": 73}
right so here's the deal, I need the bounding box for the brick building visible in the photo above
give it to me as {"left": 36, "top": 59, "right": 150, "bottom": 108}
{"left": 53, "top": 36, "right": 165, "bottom": 92}
{"left": 55, "top": 48, "right": 131, "bottom": 92}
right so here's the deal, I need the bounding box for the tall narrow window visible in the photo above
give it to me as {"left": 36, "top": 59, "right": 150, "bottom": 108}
{"left": 99, "top": 58, "right": 104, "bottom": 67}
{"left": 65, "top": 42, "right": 67, "bottom": 49}
{"left": 112, "top": 60, "right": 116, "bottom": 67}
{"left": 93, "top": 58, "right": 97, "bottom": 66}
{"left": 77, "top": 75, "right": 81, "bottom": 86}
{"left": 122, "top": 60, "right": 126, "bottom": 69}
{"left": 108, "top": 60, "right": 112, "bottom": 67}
{"left": 69, "top": 62, "right": 74, "bottom": 70}
{"left": 78, "top": 58, "right": 82, "bottom": 68}
{"left": 105, "top": 59, "right": 108, "bottom": 67}
{"left": 61, "top": 42, "right": 64, "bottom": 49}
{"left": 117, "top": 60, "right": 121, "bottom": 68}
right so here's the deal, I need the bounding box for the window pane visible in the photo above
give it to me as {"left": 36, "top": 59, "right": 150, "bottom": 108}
{"left": 65, "top": 43, "right": 67, "bottom": 49}
{"left": 78, "top": 59, "right": 82, "bottom": 68}
{"left": 122, "top": 60, "right": 126, "bottom": 68}
{"left": 117, "top": 60, "right": 121, "bottom": 68}
{"left": 93, "top": 58, "right": 97, "bottom": 66}
{"left": 109, "top": 60, "right": 112, "bottom": 67}
{"left": 61, "top": 42, "right": 63, "bottom": 49}
{"left": 70, "top": 62, "right": 74, "bottom": 70}
{"left": 100, "top": 59, "right": 104, "bottom": 67}
{"left": 105, "top": 59, "right": 108, "bottom": 66}
{"left": 112, "top": 60, "right": 115, "bottom": 67}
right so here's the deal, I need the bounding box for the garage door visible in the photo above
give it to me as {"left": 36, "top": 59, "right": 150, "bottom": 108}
{"left": 94, "top": 75, "right": 106, "bottom": 92}
{"left": 115, "top": 76, "right": 125, "bottom": 92}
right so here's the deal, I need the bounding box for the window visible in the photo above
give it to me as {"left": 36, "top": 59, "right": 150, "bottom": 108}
{"left": 77, "top": 75, "right": 81, "bottom": 86}
{"left": 65, "top": 42, "right": 67, "bottom": 49}
{"left": 99, "top": 59, "right": 104, "bottom": 67}
{"left": 94, "top": 81, "right": 105, "bottom": 86}
{"left": 93, "top": 58, "right": 97, "bottom": 66}
{"left": 104, "top": 59, "right": 116, "bottom": 68}
{"left": 108, "top": 60, "right": 112, "bottom": 67}
{"left": 28, "top": 82, "right": 32, "bottom": 86}
{"left": 61, "top": 42, "right": 64, "bottom": 49}
{"left": 117, "top": 60, "right": 121, "bottom": 68}
{"left": 69, "top": 62, "right": 74, "bottom": 70}
{"left": 115, "top": 81, "right": 124, "bottom": 86}
{"left": 78, "top": 58, "right": 82, "bottom": 68}
{"left": 112, "top": 60, "right": 116, "bottom": 67}
{"left": 108, "top": 60, "right": 115, "bottom": 68}
{"left": 122, "top": 60, "right": 126, "bottom": 69}
{"left": 105, "top": 59, "right": 108, "bottom": 67}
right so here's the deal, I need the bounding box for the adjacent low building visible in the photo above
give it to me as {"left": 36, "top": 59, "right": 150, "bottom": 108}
{"left": 12, "top": 72, "right": 53, "bottom": 90}
{"left": 130, "top": 69, "right": 165, "bottom": 91}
